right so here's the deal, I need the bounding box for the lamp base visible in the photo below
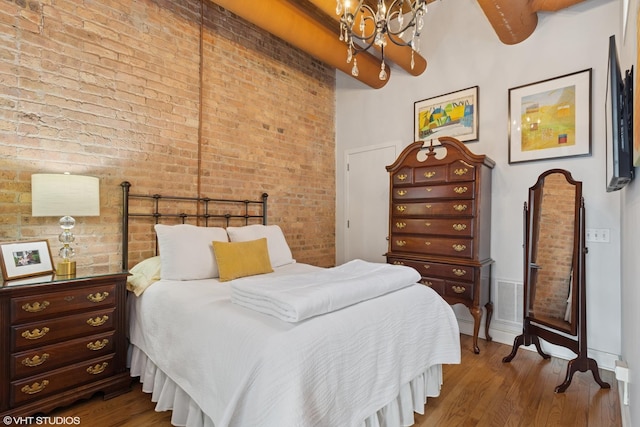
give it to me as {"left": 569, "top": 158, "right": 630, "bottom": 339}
{"left": 57, "top": 260, "right": 76, "bottom": 277}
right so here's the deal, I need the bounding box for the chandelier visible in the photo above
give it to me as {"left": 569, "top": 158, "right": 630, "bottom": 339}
{"left": 336, "top": 0, "right": 430, "bottom": 81}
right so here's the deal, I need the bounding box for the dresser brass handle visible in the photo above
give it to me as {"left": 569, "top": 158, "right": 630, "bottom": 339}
{"left": 452, "top": 244, "right": 467, "bottom": 252}
{"left": 87, "top": 339, "right": 109, "bottom": 351}
{"left": 64, "top": 296, "right": 75, "bottom": 302}
{"left": 21, "top": 380, "right": 49, "bottom": 395}
{"left": 396, "top": 240, "right": 407, "bottom": 247}
{"left": 21, "top": 301, "right": 50, "bottom": 313}
{"left": 86, "top": 315, "right": 109, "bottom": 327}
{"left": 87, "top": 292, "right": 109, "bottom": 303}
{"left": 454, "top": 167, "right": 469, "bottom": 176}
{"left": 396, "top": 173, "right": 407, "bottom": 181}
{"left": 454, "top": 186, "right": 468, "bottom": 194}
{"left": 425, "top": 204, "right": 432, "bottom": 209}
{"left": 452, "top": 285, "right": 466, "bottom": 294}
{"left": 420, "top": 280, "right": 433, "bottom": 286}
{"left": 423, "top": 171, "right": 436, "bottom": 178}
{"left": 452, "top": 224, "right": 467, "bottom": 232}
{"left": 424, "top": 241, "right": 431, "bottom": 246}
{"left": 395, "top": 222, "right": 406, "bottom": 229}
{"left": 22, "top": 327, "right": 50, "bottom": 340}
{"left": 452, "top": 268, "right": 466, "bottom": 276}
{"left": 87, "top": 362, "right": 108, "bottom": 375}
{"left": 396, "top": 190, "right": 407, "bottom": 196}
{"left": 453, "top": 204, "right": 467, "bottom": 212}
{"left": 396, "top": 205, "right": 406, "bottom": 212}
{"left": 423, "top": 265, "right": 430, "bottom": 270}
{"left": 424, "top": 222, "right": 431, "bottom": 227}
{"left": 392, "top": 261, "right": 405, "bottom": 265}
{"left": 425, "top": 188, "right": 432, "bottom": 192}
{"left": 22, "top": 353, "right": 50, "bottom": 367}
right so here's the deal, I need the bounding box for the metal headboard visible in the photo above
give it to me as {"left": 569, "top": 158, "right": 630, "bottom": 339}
{"left": 121, "top": 181, "right": 268, "bottom": 270}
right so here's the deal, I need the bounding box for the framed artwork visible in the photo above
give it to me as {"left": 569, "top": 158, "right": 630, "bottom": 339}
{"left": 0, "top": 240, "right": 55, "bottom": 281}
{"left": 508, "top": 69, "right": 592, "bottom": 164}
{"left": 414, "top": 86, "right": 479, "bottom": 143}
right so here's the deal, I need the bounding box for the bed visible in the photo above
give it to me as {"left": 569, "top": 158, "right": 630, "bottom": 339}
{"left": 121, "top": 183, "right": 461, "bottom": 427}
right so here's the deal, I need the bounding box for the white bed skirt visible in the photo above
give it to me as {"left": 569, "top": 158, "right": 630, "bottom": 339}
{"left": 130, "top": 345, "right": 443, "bottom": 427}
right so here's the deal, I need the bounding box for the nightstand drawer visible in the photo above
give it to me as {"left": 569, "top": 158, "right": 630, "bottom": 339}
{"left": 12, "top": 308, "right": 116, "bottom": 351}
{"left": 10, "top": 354, "right": 115, "bottom": 406}
{"left": 11, "top": 331, "right": 115, "bottom": 379}
{"left": 11, "top": 284, "right": 116, "bottom": 323}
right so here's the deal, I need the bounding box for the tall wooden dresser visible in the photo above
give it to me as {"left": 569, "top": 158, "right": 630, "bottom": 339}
{"left": 0, "top": 272, "right": 131, "bottom": 418}
{"left": 386, "top": 137, "right": 494, "bottom": 354}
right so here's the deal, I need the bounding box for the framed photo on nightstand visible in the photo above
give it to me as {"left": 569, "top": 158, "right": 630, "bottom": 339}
{"left": 0, "top": 239, "right": 55, "bottom": 280}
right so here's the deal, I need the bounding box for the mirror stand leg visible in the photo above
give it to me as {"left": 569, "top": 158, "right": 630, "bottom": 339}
{"left": 531, "top": 335, "right": 551, "bottom": 360}
{"left": 502, "top": 334, "right": 524, "bottom": 363}
{"left": 555, "top": 356, "right": 611, "bottom": 393}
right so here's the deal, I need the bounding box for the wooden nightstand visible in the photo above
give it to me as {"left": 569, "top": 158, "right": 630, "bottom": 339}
{"left": 0, "top": 272, "right": 131, "bottom": 418}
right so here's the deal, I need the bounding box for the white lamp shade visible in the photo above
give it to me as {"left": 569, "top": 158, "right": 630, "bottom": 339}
{"left": 32, "top": 174, "right": 100, "bottom": 217}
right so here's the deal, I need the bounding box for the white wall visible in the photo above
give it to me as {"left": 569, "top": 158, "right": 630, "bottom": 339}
{"left": 336, "top": 0, "right": 622, "bottom": 369}
{"left": 619, "top": 0, "right": 639, "bottom": 425}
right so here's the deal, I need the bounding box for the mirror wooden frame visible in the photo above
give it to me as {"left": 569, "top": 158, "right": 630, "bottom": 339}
{"left": 502, "top": 169, "right": 610, "bottom": 393}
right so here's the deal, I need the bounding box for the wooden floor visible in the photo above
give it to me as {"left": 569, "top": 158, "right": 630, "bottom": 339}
{"left": 40, "top": 334, "right": 620, "bottom": 426}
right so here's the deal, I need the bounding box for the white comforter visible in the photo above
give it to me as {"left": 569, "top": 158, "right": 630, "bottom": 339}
{"left": 231, "top": 259, "right": 420, "bottom": 322}
{"left": 129, "top": 263, "right": 460, "bottom": 427}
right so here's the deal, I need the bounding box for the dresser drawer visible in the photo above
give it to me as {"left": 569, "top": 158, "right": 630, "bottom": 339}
{"left": 10, "top": 331, "right": 115, "bottom": 379}
{"left": 392, "top": 167, "right": 414, "bottom": 185}
{"left": 391, "top": 218, "right": 474, "bottom": 237}
{"left": 414, "top": 165, "right": 448, "bottom": 184}
{"left": 12, "top": 307, "right": 116, "bottom": 351}
{"left": 447, "top": 160, "right": 477, "bottom": 182}
{"left": 390, "top": 235, "right": 474, "bottom": 258}
{"left": 393, "top": 200, "right": 475, "bottom": 217}
{"left": 443, "top": 280, "right": 474, "bottom": 301}
{"left": 11, "top": 283, "right": 116, "bottom": 323}
{"left": 388, "top": 258, "right": 475, "bottom": 282}
{"left": 392, "top": 182, "right": 475, "bottom": 200}
{"left": 417, "top": 277, "right": 445, "bottom": 294}
{"left": 10, "top": 354, "right": 115, "bottom": 406}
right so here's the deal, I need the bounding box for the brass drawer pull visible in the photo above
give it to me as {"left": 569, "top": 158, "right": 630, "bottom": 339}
{"left": 87, "top": 292, "right": 109, "bottom": 303}
{"left": 396, "top": 173, "right": 407, "bottom": 181}
{"left": 452, "top": 244, "right": 467, "bottom": 252}
{"left": 86, "top": 315, "right": 109, "bottom": 327}
{"left": 396, "top": 205, "right": 406, "bottom": 213}
{"left": 423, "top": 265, "right": 430, "bottom": 270}
{"left": 21, "top": 380, "right": 49, "bottom": 395}
{"left": 453, "top": 204, "right": 467, "bottom": 212}
{"left": 22, "top": 327, "right": 50, "bottom": 340}
{"left": 454, "top": 186, "right": 468, "bottom": 194}
{"left": 87, "top": 362, "right": 108, "bottom": 375}
{"left": 424, "top": 171, "right": 436, "bottom": 178}
{"left": 64, "top": 296, "right": 75, "bottom": 302}
{"left": 452, "top": 285, "right": 466, "bottom": 294}
{"left": 87, "top": 339, "right": 109, "bottom": 351}
{"left": 425, "top": 204, "right": 432, "bottom": 209}
{"left": 425, "top": 188, "right": 432, "bottom": 192}
{"left": 22, "top": 301, "right": 50, "bottom": 313}
{"left": 452, "top": 268, "right": 466, "bottom": 276}
{"left": 395, "top": 222, "right": 406, "bottom": 229}
{"left": 22, "top": 353, "right": 50, "bottom": 367}
{"left": 452, "top": 224, "right": 467, "bottom": 232}
{"left": 396, "top": 240, "right": 406, "bottom": 247}
{"left": 392, "top": 261, "right": 405, "bottom": 265}
{"left": 454, "top": 167, "right": 469, "bottom": 176}
{"left": 424, "top": 222, "right": 431, "bottom": 227}
{"left": 396, "top": 190, "right": 407, "bottom": 196}
{"left": 421, "top": 280, "right": 433, "bottom": 286}
{"left": 424, "top": 241, "right": 431, "bottom": 246}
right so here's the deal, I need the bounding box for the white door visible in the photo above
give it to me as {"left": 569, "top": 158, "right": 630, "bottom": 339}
{"left": 345, "top": 143, "right": 398, "bottom": 262}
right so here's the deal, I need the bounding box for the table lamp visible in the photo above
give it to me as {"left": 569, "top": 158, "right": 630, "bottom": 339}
{"left": 31, "top": 173, "right": 100, "bottom": 276}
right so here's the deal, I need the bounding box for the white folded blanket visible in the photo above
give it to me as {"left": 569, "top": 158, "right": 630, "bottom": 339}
{"left": 230, "top": 259, "right": 421, "bottom": 322}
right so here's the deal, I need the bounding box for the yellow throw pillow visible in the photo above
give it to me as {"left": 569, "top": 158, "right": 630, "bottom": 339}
{"left": 212, "top": 238, "right": 274, "bottom": 282}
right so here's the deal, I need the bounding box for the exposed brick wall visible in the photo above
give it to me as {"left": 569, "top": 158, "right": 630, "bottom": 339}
{"left": 531, "top": 173, "right": 576, "bottom": 321}
{"left": 0, "top": 0, "right": 336, "bottom": 276}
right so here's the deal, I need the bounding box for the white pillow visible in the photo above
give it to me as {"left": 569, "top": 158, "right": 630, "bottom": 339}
{"left": 127, "top": 256, "right": 161, "bottom": 296}
{"left": 226, "top": 224, "right": 295, "bottom": 268}
{"left": 155, "top": 224, "right": 228, "bottom": 280}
